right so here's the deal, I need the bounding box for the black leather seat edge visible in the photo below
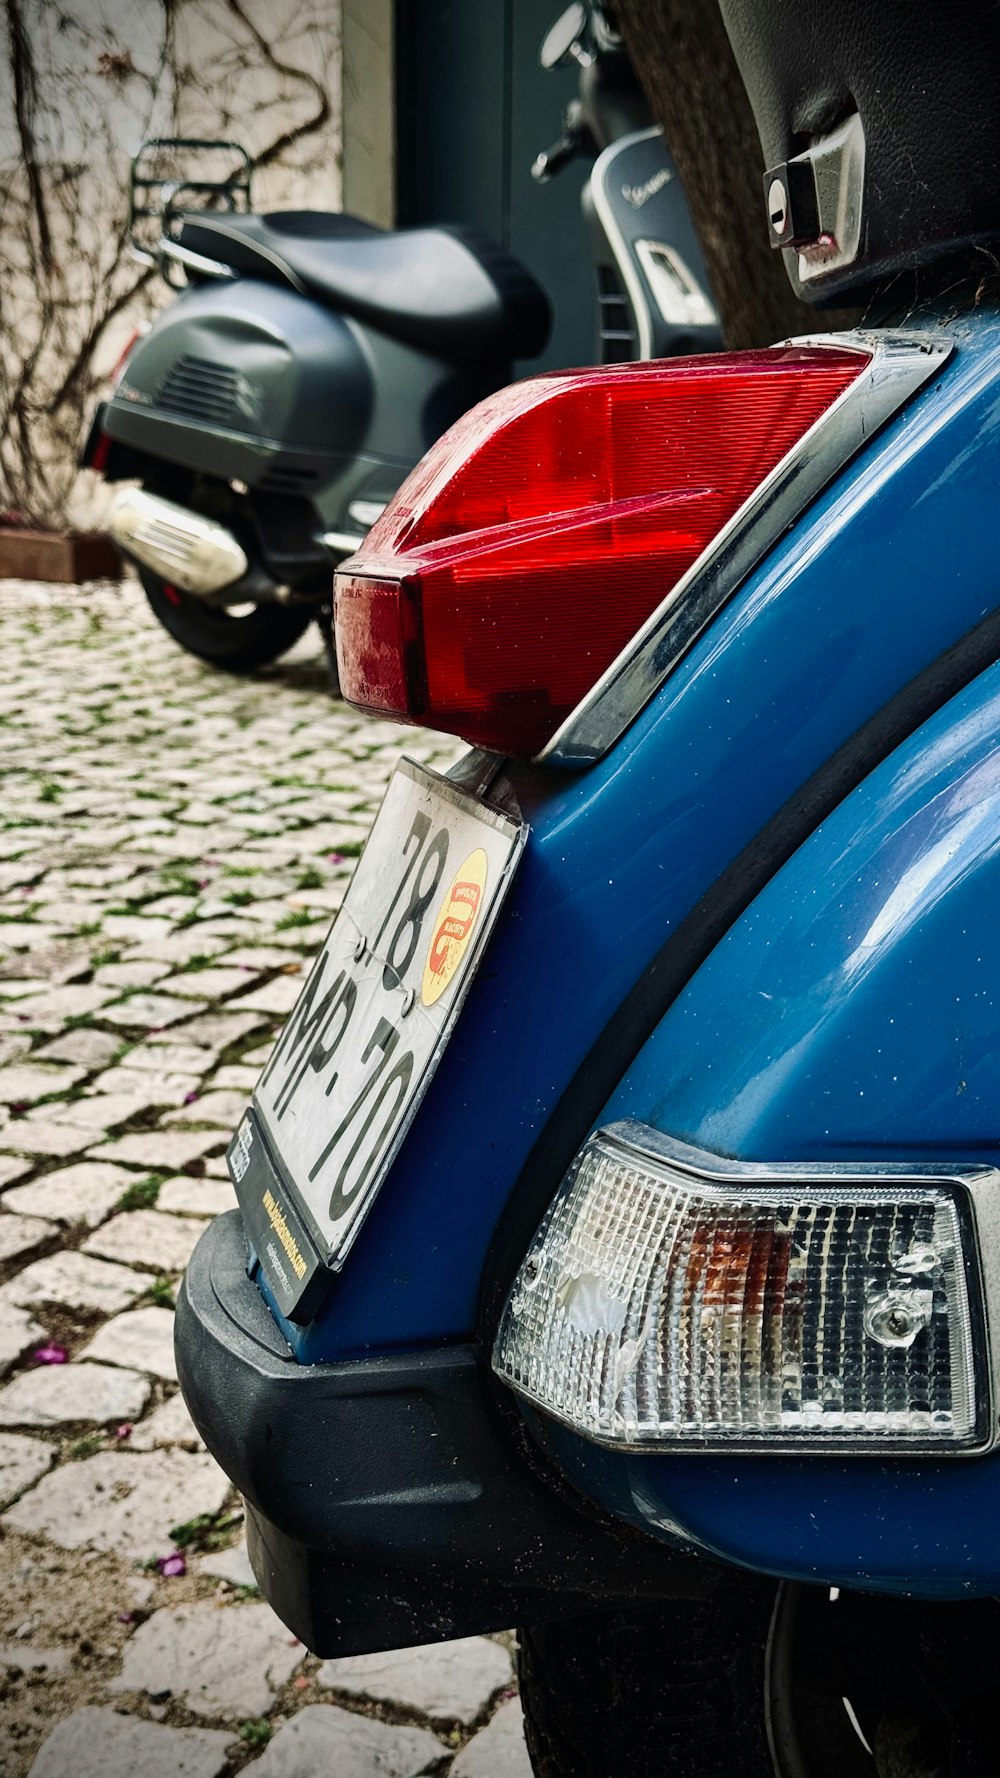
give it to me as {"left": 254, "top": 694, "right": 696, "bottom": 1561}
{"left": 720, "top": 0, "right": 1000, "bottom": 304}
{"left": 179, "top": 212, "right": 551, "bottom": 364}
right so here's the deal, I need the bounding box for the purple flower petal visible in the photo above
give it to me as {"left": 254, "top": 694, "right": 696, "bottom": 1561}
{"left": 115, "top": 1422, "right": 132, "bottom": 1440}
{"left": 156, "top": 1551, "right": 186, "bottom": 1578}
{"left": 183, "top": 1090, "right": 199, "bottom": 1105}
{"left": 328, "top": 852, "right": 344, "bottom": 864}
{"left": 33, "top": 1343, "right": 68, "bottom": 1365}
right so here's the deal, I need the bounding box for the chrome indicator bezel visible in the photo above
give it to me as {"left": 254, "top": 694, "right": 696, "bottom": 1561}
{"left": 494, "top": 1121, "right": 1000, "bottom": 1457}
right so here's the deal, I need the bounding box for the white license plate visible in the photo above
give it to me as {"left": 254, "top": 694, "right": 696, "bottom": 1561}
{"left": 246, "top": 759, "right": 525, "bottom": 1278}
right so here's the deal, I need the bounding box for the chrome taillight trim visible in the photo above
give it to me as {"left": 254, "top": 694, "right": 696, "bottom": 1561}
{"left": 537, "top": 330, "right": 953, "bottom": 768}
{"left": 494, "top": 1120, "right": 1000, "bottom": 1456}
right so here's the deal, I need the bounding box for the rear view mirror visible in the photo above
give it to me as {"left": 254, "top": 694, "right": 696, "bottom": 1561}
{"left": 540, "top": 3, "right": 588, "bottom": 69}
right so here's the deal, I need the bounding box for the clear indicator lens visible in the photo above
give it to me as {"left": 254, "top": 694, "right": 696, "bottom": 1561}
{"left": 493, "top": 1126, "right": 982, "bottom": 1449}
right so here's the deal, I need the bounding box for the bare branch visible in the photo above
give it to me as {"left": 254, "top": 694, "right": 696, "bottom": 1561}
{"left": 4, "top": 0, "right": 55, "bottom": 272}
{"left": 1, "top": 0, "right": 341, "bottom": 529}
{"left": 222, "top": 0, "right": 331, "bottom": 171}
{"left": 43, "top": 266, "right": 154, "bottom": 416}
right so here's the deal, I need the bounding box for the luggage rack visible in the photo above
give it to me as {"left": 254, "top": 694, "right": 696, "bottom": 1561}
{"left": 129, "top": 137, "right": 253, "bottom": 287}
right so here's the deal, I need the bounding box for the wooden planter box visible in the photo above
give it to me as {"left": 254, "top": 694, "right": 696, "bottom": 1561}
{"left": 0, "top": 528, "right": 123, "bottom": 585}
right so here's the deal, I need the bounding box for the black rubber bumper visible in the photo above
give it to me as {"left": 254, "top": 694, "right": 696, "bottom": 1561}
{"left": 176, "top": 1212, "right": 716, "bottom": 1655}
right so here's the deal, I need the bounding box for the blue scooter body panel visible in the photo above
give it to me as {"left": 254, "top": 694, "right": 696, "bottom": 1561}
{"left": 261, "top": 311, "right": 1000, "bottom": 1367}
{"left": 539, "top": 659, "right": 1000, "bottom": 1599}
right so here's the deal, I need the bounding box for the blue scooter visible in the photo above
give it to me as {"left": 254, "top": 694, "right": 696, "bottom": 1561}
{"left": 177, "top": 0, "right": 1000, "bottom": 1768}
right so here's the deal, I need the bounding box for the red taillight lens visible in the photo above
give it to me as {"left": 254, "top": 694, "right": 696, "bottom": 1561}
{"left": 335, "top": 346, "right": 870, "bottom": 756}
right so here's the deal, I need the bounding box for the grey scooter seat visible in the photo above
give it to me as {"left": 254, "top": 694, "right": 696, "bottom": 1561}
{"left": 178, "top": 210, "right": 551, "bottom": 364}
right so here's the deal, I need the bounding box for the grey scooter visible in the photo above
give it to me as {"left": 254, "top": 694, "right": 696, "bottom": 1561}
{"left": 82, "top": 2, "right": 719, "bottom": 675}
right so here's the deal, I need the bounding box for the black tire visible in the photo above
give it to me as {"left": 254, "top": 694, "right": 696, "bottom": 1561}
{"left": 518, "top": 1580, "right": 1000, "bottom": 1778}
{"left": 518, "top": 1578, "right": 779, "bottom": 1778}
{"left": 139, "top": 568, "right": 313, "bottom": 672}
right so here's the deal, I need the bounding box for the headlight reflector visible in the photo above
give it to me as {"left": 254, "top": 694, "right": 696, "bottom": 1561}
{"left": 493, "top": 1123, "right": 992, "bottom": 1451}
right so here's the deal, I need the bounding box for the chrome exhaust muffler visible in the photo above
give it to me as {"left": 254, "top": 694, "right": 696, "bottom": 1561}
{"left": 107, "top": 488, "right": 248, "bottom": 597}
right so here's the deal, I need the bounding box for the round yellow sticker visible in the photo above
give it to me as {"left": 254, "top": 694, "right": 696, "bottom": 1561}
{"left": 421, "top": 847, "right": 489, "bottom": 1008}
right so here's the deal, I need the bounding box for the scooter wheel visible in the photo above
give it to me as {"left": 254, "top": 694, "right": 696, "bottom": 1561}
{"left": 517, "top": 1579, "right": 778, "bottom": 1778}
{"left": 516, "top": 1576, "right": 906, "bottom": 1777}
{"left": 138, "top": 569, "right": 314, "bottom": 672}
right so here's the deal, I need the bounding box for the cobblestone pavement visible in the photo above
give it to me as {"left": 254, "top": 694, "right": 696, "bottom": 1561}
{"left": 0, "top": 579, "right": 532, "bottom": 1777}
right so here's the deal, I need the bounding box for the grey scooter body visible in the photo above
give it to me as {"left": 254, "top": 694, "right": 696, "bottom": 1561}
{"left": 101, "top": 275, "right": 509, "bottom": 590}
{"left": 87, "top": 3, "right": 720, "bottom": 644}
{"left": 588, "top": 128, "right": 719, "bottom": 362}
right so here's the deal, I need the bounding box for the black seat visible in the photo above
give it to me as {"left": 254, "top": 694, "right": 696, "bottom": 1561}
{"left": 178, "top": 210, "right": 551, "bottom": 363}
{"left": 722, "top": 0, "right": 1000, "bottom": 304}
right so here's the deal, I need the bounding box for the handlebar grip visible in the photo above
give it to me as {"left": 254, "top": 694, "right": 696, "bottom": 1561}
{"left": 531, "top": 132, "right": 580, "bottom": 184}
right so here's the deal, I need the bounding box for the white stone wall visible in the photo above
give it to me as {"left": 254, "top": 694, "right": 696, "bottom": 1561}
{"left": 0, "top": 0, "right": 344, "bottom": 529}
